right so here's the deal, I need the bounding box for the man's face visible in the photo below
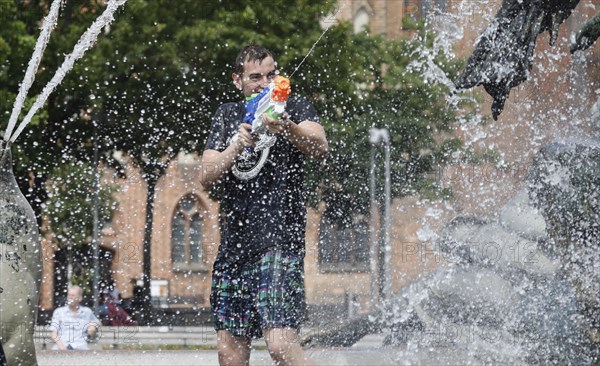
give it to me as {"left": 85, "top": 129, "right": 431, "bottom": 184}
{"left": 233, "top": 56, "right": 278, "bottom": 98}
{"left": 67, "top": 288, "right": 82, "bottom": 307}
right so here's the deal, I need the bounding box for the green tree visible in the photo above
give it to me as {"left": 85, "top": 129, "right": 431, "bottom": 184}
{"left": 1, "top": 0, "right": 348, "bottom": 322}
{"left": 81, "top": 0, "right": 350, "bottom": 322}
{"left": 307, "top": 28, "right": 464, "bottom": 224}
{"left": 43, "top": 160, "right": 117, "bottom": 297}
{"left": 44, "top": 160, "right": 116, "bottom": 249}
{"left": 0, "top": 1, "right": 49, "bottom": 217}
{"left": 1, "top": 0, "right": 466, "bottom": 321}
{"left": 301, "top": 25, "right": 468, "bottom": 303}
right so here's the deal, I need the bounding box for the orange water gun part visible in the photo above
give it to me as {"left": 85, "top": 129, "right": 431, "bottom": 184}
{"left": 272, "top": 76, "right": 291, "bottom": 102}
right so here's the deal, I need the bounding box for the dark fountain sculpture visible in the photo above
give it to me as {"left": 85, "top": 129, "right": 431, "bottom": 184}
{"left": 455, "top": 0, "right": 590, "bottom": 120}
{"left": 455, "top": 0, "right": 599, "bottom": 355}
{"left": 0, "top": 2, "right": 126, "bottom": 364}
{"left": 303, "top": 1, "right": 600, "bottom": 364}
{"left": 0, "top": 141, "right": 42, "bottom": 366}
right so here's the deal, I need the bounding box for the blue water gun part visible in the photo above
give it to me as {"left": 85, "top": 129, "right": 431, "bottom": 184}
{"left": 243, "top": 86, "right": 270, "bottom": 125}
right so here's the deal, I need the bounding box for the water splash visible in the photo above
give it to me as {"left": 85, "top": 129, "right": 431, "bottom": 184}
{"left": 8, "top": 0, "right": 128, "bottom": 143}
{"left": 406, "top": 11, "right": 464, "bottom": 105}
{"left": 289, "top": 2, "right": 346, "bottom": 78}
{"left": 3, "top": 0, "right": 64, "bottom": 142}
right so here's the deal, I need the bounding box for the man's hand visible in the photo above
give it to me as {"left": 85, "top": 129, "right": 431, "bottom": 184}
{"left": 86, "top": 323, "right": 100, "bottom": 342}
{"left": 201, "top": 123, "right": 258, "bottom": 188}
{"left": 262, "top": 113, "right": 291, "bottom": 136}
{"left": 261, "top": 113, "right": 328, "bottom": 160}
{"left": 234, "top": 123, "right": 257, "bottom": 148}
{"left": 51, "top": 330, "right": 67, "bottom": 350}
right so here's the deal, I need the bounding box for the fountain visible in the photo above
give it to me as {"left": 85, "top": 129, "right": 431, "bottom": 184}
{"left": 304, "top": 183, "right": 598, "bottom": 363}
{"left": 303, "top": 1, "right": 600, "bottom": 364}
{"left": 379, "top": 183, "right": 597, "bottom": 364}
{"left": 1, "top": 0, "right": 598, "bottom": 364}
{"left": 455, "top": 0, "right": 600, "bottom": 120}
{"left": 0, "top": 141, "right": 42, "bottom": 366}
{"left": 1, "top": 1, "right": 127, "bottom": 364}
{"left": 528, "top": 140, "right": 600, "bottom": 346}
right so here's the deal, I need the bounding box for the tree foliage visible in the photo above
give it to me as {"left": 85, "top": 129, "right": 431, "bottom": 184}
{"left": 307, "top": 27, "right": 464, "bottom": 223}
{"left": 43, "top": 160, "right": 117, "bottom": 249}
{"left": 2, "top": 0, "right": 462, "bottom": 205}
{"left": 0, "top": 1, "right": 467, "bottom": 313}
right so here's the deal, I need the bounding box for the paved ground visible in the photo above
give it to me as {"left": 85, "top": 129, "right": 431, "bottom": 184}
{"left": 32, "top": 326, "right": 531, "bottom": 365}
{"left": 35, "top": 327, "right": 404, "bottom": 365}
{"left": 36, "top": 348, "right": 402, "bottom": 366}
{"left": 35, "top": 333, "right": 400, "bottom": 365}
{"left": 33, "top": 325, "right": 385, "bottom": 350}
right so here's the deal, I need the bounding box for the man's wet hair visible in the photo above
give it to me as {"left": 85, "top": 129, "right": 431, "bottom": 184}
{"left": 234, "top": 44, "right": 274, "bottom": 75}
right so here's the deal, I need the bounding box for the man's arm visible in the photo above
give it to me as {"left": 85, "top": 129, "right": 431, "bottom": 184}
{"left": 285, "top": 120, "right": 328, "bottom": 160}
{"left": 200, "top": 123, "right": 255, "bottom": 188}
{"left": 50, "top": 329, "right": 67, "bottom": 350}
{"left": 49, "top": 312, "right": 67, "bottom": 350}
{"left": 262, "top": 115, "right": 328, "bottom": 160}
{"left": 86, "top": 310, "right": 101, "bottom": 340}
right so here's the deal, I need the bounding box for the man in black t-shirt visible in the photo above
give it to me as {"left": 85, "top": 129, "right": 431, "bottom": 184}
{"left": 201, "top": 45, "right": 328, "bottom": 366}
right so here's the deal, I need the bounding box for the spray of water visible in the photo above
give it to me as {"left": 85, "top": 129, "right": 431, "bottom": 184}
{"left": 3, "top": 0, "right": 64, "bottom": 142}
{"left": 289, "top": 2, "right": 346, "bottom": 78}
{"left": 7, "top": 0, "right": 128, "bottom": 144}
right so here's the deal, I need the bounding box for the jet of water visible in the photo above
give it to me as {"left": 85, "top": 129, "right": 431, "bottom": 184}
{"left": 289, "top": 2, "right": 346, "bottom": 78}
{"left": 3, "top": 0, "right": 64, "bottom": 142}
{"left": 8, "top": 0, "right": 128, "bottom": 144}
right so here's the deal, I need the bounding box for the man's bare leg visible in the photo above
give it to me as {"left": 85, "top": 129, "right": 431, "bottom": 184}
{"left": 217, "top": 330, "right": 251, "bottom": 366}
{"left": 263, "top": 327, "right": 314, "bottom": 366}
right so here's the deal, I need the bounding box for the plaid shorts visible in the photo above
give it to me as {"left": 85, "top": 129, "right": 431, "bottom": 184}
{"left": 210, "top": 248, "right": 305, "bottom": 339}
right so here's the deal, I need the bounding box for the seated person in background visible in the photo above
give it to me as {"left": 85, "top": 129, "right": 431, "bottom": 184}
{"left": 97, "top": 291, "right": 110, "bottom": 324}
{"left": 49, "top": 286, "right": 100, "bottom": 350}
{"left": 103, "top": 291, "right": 137, "bottom": 326}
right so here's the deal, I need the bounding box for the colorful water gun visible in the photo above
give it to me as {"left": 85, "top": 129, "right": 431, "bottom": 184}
{"left": 243, "top": 75, "right": 292, "bottom": 136}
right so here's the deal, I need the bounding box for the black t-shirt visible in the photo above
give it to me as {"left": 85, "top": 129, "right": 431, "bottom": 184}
{"left": 204, "top": 95, "right": 320, "bottom": 271}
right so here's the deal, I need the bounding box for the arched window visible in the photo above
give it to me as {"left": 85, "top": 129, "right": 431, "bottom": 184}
{"left": 353, "top": 7, "right": 370, "bottom": 34}
{"left": 319, "top": 213, "right": 369, "bottom": 272}
{"left": 172, "top": 194, "right": 205, "bottom": 271}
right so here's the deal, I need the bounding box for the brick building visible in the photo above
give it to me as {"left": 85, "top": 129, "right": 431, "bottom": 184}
{"left": 38, "top": 0, "right": 600, "bottom": 322}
